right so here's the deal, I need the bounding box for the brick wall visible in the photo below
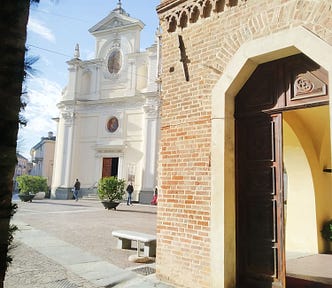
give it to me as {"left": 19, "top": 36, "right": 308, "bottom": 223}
{"left": 156, "top": 1, "right": 332, "bottom": 287}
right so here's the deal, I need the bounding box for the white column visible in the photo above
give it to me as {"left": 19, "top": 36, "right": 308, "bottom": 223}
{"left": 141, "top": 95, "right": 159, "bottom": 191}
{"left": 64, "top": 59, "right": 81, "bottom": 101}
{"left": 51, "top": 51, "right": 80, "bottom": 198}
{"left": 51, "top": 118, "right": 60, "bottom": 189}
{"left": 91, "top": 60, "right": 103, "bottom": 99}
{"left": 62, "top": 112, "right": 75, "bottom": 186}
{"left": 51, "top": 108, "right": 75, "bottom": 198}
{"left": 128, "top": 59, "right": 136, "bottom": 95}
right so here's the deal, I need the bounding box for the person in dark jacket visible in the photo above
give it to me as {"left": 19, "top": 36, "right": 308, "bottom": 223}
{"left": 126, "top": 182, "right": 134, "bottom": 206}
{"left": 73, "top": 179, "right": 80, "bottom": 201}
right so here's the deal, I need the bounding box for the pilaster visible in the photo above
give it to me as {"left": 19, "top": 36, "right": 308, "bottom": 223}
{"left": 140, "top": 94, "right": 160, "bottom": 203}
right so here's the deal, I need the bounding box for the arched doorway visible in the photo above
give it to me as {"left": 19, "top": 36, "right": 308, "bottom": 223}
{"left": 235, "top": 53, "right": 329, "bottom": 287}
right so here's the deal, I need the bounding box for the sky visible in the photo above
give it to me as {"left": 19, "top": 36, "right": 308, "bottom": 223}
{"left": 18, "top": 0, "right": 160, "bottom": 159}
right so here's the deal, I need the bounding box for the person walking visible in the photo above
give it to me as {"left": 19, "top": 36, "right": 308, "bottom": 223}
{"left": 151, "top": 186, "right": 158, "bottom": 205}
{"left": 126, "top": 182, "right": 134, "bottom": 206}
{"left": 73, "top": 179, "right": 80, "bottom": 201}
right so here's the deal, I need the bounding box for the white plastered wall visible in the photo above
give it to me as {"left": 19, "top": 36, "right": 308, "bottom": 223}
{"left": 210, "top": 26, "right": 332, "bottom": 288}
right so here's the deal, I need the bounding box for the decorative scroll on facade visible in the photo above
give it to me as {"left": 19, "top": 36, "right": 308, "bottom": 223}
{"left": 158, "top": 0, "right": 247, "bottom": 32}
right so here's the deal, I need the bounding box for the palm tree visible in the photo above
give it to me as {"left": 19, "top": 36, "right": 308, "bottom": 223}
{"left": 0, "top": 1, "right": 39, "bottom": 286}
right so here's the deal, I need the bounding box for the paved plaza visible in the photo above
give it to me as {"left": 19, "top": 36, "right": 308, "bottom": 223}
{"left": 4, "top": 198, "right": 173, "bottom": 288}
{"left": 5, "top": 197, "right": 332, "bottom": 287}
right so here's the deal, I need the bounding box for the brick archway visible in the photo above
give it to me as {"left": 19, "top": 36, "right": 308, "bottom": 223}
{"left": 210, "top": 26, "right": 332, "bottom": 287}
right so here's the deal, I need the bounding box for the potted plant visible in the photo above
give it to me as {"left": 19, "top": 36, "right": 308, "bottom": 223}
{"left": 16, "top": 175, "right": 48, "bottom": 202}
{"left": 97, "top": 176, "right": 126, "bottom": 210}
{"left": 321, "top": 219, "right": 332, "bottom": 253}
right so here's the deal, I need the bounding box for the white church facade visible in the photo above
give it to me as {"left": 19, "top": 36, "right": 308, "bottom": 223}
{"left": 51, "top": 2, "right": 160, "bottom": 203}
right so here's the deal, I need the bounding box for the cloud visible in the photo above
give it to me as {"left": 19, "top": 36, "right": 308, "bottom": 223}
{"left": 28, "top": 17, "right": 56, "bottom": 43}
{"left": 17, "top": 78, "right": 62, "bottom": 159}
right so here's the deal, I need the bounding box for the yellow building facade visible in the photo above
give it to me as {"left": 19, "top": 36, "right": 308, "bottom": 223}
{"left": 156, "top": 1, "right": 332, "bottom": 287}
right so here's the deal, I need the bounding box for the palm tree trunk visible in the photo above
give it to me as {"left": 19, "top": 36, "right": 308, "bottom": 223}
{"left": 0, "top": 1, "right": 31, "bottom": 287}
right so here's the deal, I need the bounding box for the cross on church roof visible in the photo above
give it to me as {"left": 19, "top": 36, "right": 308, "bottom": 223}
{"left": 112, "top": 0, "right": 129, "bottom": 16}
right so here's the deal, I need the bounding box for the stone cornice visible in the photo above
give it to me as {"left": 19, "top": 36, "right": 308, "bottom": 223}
{"left": 157, "top": 0, "right": 247, "bottom": 32}
{"left": 157, "top": 0, "right": 187, "bottom": 14}
{"left": 74, "top": 94, "right": 145, "bottom": 106}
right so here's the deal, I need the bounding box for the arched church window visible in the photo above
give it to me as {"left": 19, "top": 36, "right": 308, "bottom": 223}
{"left": 108, "top": 49, "right": 122, "bottom": 74}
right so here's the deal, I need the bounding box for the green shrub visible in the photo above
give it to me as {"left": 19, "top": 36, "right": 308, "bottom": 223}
{"left": 16, "top": 175, "right": 48, "bottom": 195}
{"left": 321, "top": 219, "right": 332, "bottom": 241}
{"left": 97, "top": 176, "right": 125, "bottom": 202}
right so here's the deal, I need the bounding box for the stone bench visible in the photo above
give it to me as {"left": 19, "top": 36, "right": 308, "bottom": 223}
{"left": 112, "top": 230, "right": 156, "bottom": 257}
{"left": 34, "top": 191, "right": 46, "bottom": 200}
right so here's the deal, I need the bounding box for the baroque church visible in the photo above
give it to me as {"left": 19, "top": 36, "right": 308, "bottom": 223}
{"left": 51, "top": 1, "right": 160, "bottom": 203}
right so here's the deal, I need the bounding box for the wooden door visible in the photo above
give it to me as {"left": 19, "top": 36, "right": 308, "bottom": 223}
{"left": 102, "top": 158, "right": 119, "bottom": 178}
{"left": 235, "top": 61, "right": 285, "bottom": 288}
{"left": 235, "top": 53, "right": 329, "bottom": 288}
{"left": 236, "top": 113, "right": 284, "bottom": 288}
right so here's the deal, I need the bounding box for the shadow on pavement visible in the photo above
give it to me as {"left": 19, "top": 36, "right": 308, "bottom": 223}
{"left": 115, "top": 208, "right": 157, "bottom": 215}
{"left": 17, "top": 200, "right": 91, "bottom": 208}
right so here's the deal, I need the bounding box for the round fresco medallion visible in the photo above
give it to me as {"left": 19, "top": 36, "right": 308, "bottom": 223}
{"left": 107, "top": 117, "right": 119, "bottom": 133}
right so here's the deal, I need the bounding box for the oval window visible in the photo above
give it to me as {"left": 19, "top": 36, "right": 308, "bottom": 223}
{"left": 108, "top": 50, "right": 122, "bottom": 74}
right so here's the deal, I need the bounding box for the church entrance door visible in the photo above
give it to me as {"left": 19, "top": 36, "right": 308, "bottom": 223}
{"left": 235, "top": 53, "right": 329, "bottom": 288}
{"left": 102, "top": 157, "right": 119, "bottom": 178}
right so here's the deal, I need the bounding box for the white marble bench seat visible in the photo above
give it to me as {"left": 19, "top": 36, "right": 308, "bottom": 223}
{"left": 112, "top": 230, "right": 156, "bottom": 257}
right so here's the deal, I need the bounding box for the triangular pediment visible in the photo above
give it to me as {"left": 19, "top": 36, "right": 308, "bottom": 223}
{"left": 89, "top": 11, "right": 144, "bottom": 35}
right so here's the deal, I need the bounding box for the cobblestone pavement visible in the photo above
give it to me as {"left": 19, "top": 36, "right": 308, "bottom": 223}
{"left": 5, "top": 242, "right": 99, "bottom": 288}
{"left": 4, "top": 199, "right": 172, "bottom": 288}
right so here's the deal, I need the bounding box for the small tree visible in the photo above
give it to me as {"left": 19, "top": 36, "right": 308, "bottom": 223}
{"left": 16, "top": 175, "right": 48, "bottom": 195}
{"left": 322, "top": 220, "right": 332, "bottom": 242}
{"left": 97, "top": 176, "right": 125, "bottom": 202}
